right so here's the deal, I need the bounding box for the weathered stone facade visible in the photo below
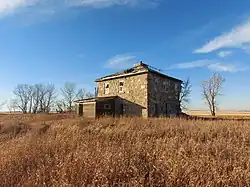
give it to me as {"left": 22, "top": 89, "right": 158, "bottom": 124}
{"left": 148, "top": 72, "right": 181, "bottom": 117}
{"left": 95, "top": 62, "right": 182, "bottom": 117}
{"left": 97, "top": 73, "right": 148, "bottom": 117}
{"left": 75, "top": 62, "right": 182, "bottom": 118}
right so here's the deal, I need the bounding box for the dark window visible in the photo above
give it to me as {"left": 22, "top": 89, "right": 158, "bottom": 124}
{"left": 78, "top": 104, "right": 83, "bottom": 116}
{"left": 165, "top": 103, "right": 169, "bottom": 116}
{"left": 104, "top": 104, "right": 111, "bottom": 110}
{"left": 105, "top": 83, "right": 110, "bottom": 94}
{"left": 119, "top": 81, "right": 124, "bottom": 92}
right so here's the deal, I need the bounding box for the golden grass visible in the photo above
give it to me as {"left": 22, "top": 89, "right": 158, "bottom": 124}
{"left": 1, "top": 114, "right": 250, "bottom": 186}
{"left": 186, "top": 110, "right": 250, "bottom": 119}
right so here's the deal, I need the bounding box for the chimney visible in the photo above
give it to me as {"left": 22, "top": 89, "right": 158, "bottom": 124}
{"left": 134, "top": 61, "right": 146, "bottom": 68}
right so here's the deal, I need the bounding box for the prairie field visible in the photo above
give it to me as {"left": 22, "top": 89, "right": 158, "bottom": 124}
{"left": 185, "top": 110, "right": 250, "bottom": 119}
{"left": 0, "top": 114, "right": 250, "bottom": 186}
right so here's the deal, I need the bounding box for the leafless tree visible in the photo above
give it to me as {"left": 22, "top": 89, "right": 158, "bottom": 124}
{"left": 13, "top": 84, "right": 56, "bottom": 114}
{"left": 61, "top": 83, "right": 80, "bottom": 112}
{"left": 179, "top": 78, "right": 192, "bottom": 110}
{"left": 55, "top": 100, "right": 66, "bottom": 113}
{"left": 13, "top": 84, "right": 31, "bottom": 113}
{"left": 38, "top": 84, "right": 56, "bottom": 113}
{"left": 44, "top": 84, "right": 57, "bottom": 113}
{"left": 0, "top": 100, "right": 7, "bottom": 110}
{"left": 32, "top": 84, "right": 42, "bottom": 113}
{"left": 31, "top": 84, "right": 57, "bottom": 113}
{"left": 27, "top": 85, "right": 34, "bottom": 113}
{"left": 77, "top": 89, "right": 95, "bottom": 100}
{"left": 201, "top": 73, "right": 225, "bottom": 116}
{"left": 7, "top": 99, "right": 18, "bottom": 113}
{"left": 76, "top": 88, "right": 86, "bottom": 100}
{"left": 86, "top": 92, "right": 95, "bottom": 99}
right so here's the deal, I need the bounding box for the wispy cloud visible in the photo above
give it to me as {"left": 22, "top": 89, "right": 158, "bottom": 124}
{"left": 0, "top": 0, "right": 159, "bottom": 18}
{"left": 207, "top": 63, "right": 245, "bottom": 73}
{"left": 169, "top": 59, "right": 212, "bottom": 69}
{"left": 0, "top": 0, "right": 39, "bottom": 17}
{"left": 217, "top": 51, "right": 232, "bottom": 58}
{"left": 105, "top": 54, "right": 136, "bottom": 69}
{"left": 68, "top": 0, "right": 160, "bottom": 8}
{"left": 169, "top": 59, "right": 246, "bottom": 73}
{"left": 194, "top": 19, "right": 250, "bottom": 53}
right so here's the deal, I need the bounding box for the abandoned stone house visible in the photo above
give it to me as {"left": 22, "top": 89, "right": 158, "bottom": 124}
{"left": 75, "top": 62, "right": 182, "bottom": 118}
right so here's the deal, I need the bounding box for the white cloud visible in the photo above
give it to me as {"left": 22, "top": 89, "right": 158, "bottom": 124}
{"left": 0, "top": 0, "right": 39, "bottom": 16}
{"left": 217, "top": 51, "right": 232, "bottom": 58}
{"left": 170, "top": 59, "right": 246, "bottom": 73}
{"left": 0, "top": 0, "right": 159, "bottom": 18}
{"left": 194, "top": 20, "right": 250, "bottom": 53}
{"left": 68, "top": 0, "right": 158, "bottom": 8}
{"left": 105, "top": 54, "right": 136, "bottom": 69}
{"left": 169, "top": 59, "right": 213, "bottom": 69}
{"left": 208, "top": 63, "right": 239, "bottom": 72}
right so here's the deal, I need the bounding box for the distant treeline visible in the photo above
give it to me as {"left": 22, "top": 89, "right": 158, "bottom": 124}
{"left": 6, "top": 83, "right": 94, "bottom": 114}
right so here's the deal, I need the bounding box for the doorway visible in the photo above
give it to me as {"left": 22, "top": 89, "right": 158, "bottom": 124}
{"left": 154, "top": 104, "right": 158, "bottom": 117}
{"left": 120, "top": 104, "right": 124, "bottom": 116}
{"left": 165, "top": 103, "right": 169, "bottom": 117}
{"left": 79, "top": 104, "right": 83, "bottom": 116}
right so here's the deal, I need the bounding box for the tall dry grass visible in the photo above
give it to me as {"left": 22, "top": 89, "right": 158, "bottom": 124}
{"left": 0, "top": 114, "right": 250, "bottom": 186}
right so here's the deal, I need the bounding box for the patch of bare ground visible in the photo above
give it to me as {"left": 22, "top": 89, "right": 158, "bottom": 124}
{"left": 0, "top": 115, "right": 250, "bottom": 186}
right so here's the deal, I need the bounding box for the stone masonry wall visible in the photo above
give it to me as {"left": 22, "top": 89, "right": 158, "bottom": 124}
{"left": 148, "top": 72, "right": 181, "bottom": 117}
{"left": 97, "top": 73, "right": 148, "bottom": 117}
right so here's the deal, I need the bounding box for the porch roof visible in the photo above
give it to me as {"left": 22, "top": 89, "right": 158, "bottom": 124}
{"left": 74, "top": 96, "right": 118, "bottom": 103}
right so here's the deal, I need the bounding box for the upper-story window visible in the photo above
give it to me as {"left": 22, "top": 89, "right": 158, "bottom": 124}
{"left": 104, "top": 83, "right": 110, "bottom": 94}
{"left": 154, "top": 79, "right": 158, "bottom": 92}
{"left": 163, "top": 82, "right": 167, "bottom": 92}
{"left": 119, "top": 81, "right": 124, "bottom": 93}
{"left": 170, "top": 82, "right": 174, "bottom": 89}
{"left": 175, "top": 83, "right": 179, "bottom": 91}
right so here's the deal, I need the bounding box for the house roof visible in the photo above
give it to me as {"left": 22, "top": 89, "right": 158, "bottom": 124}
{"left": 95, "top": 62, "right": 182, "bottom": 82}
{"left": 74, "top": 96, "right": 118, "bottom": 103}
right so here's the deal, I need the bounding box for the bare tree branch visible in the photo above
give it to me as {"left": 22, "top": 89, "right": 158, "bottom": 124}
{"left": 201, "top": 72, "right": 225, "bottom": 116}
{"left": 179, "top": 78, "right": 192, "bottom": 110}
{"left": 7, "top": 99, "right": 18, "bottom": 113}
{"left": 76, "top": 88, "right": 86, "bottom": 100}
{"left": 13, "top": 84, "right": 31, "bottom": 113}
{"left": 13, "top": 84, "right": 57, "bottom": 114}
{"left": 86, "top": 92, "right": 95, "bottom": 99}
{"left": 61, "top": 83, "right": 79, "bottom": 112}
{"left": 0, "top": 100, "right": 7, "bottom": 110}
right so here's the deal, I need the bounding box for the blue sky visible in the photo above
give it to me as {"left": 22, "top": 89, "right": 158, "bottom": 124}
{"left": 0, "top": 0, "right": 250, "bottom": 111}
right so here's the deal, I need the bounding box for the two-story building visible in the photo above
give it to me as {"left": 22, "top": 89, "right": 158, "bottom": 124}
{"left": 74, "top": 62, "right": 182, "bottom": 118}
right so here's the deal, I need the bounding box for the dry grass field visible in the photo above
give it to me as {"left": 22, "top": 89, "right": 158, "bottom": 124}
{"left": 185, "top": 110, "right": 250, "bottom": 119}
{"left": 1, "top": 114, "right": 250, "bottom": 186}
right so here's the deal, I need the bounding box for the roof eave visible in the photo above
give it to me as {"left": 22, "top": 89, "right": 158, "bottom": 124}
{"left": 95, "top": 71, "right": 148, "bottom": 82}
